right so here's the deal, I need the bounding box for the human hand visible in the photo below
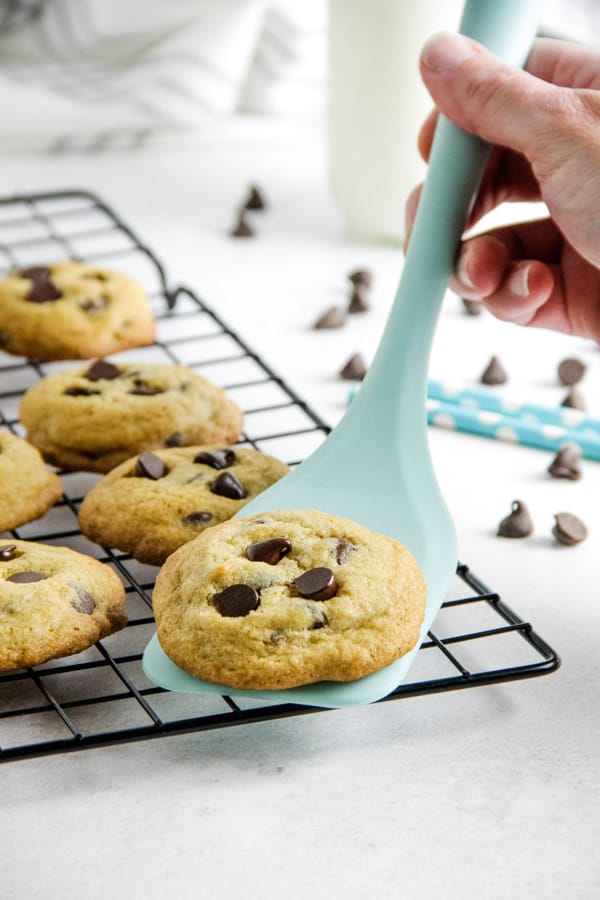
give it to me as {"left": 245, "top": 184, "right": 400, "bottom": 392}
{"left": 406, "top": 32, "right": 600, "bottom": 341}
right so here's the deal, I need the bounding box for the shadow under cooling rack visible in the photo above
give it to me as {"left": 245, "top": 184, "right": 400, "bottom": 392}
{"left": 0, "top": 190, "right": 559, "bottom": 762}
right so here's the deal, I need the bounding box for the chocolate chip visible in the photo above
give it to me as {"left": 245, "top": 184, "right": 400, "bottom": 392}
{"left": 86, "top": 360, "right": 120, "bottom": 381}
{"left": 213, "top": 584, "right": 260, "bottom": 617}
{"left": 182, "top": 511, "right": 212, "bottom": 526}
{"left": 129, "top": 385, "right": 164, "bottom": 396}
{"left": 27, "top": 277, "right": 62, "bottom": 303}
{"left": 295, "top": 567, "right": 338, "bottom": 600}
{"left": 552, "top": 512, "right": 588, "bottom": 546}
{"left": 480, "top": 355, "right": 508, "bottom": 386}
{"left": 244, "top": 185, "right": 266, "bottom": 211}
{"left": 165, "top": 432, "right": 183, "bottom": 447}
{"left": 461, "top": 297, "right": 483, "bottom": 316}
{"left": 230, "top": 214, "right": 255, "bottom": 238}
{"left": 194, "top": 448, "right": 236, "bottom": 469}
{"left": 0, "top": 544, "right": 18, "bottom": 561}
{"left": 561, "top": 389, "right": 586, "bottom": 411}
{"left": 78, "top": 296, "right": 109, "bottom": 312}
{"left": 558, "top": 357, "right": 586, "bottom": 386}
{"left": 548, "top": 444, "right": 582, "bottom": 481}
{"left": 71, "top": 586, "right": 96, "bottom": 614}
{"left": 348, "top": 269, "right": 373, "bottom": 289}
{"left": 211, "top": 471, "right": 246, "bottom": 500}
{"left": 348, "top": 287, "right": 369, "bottom": 313}
{"left": 335, "top": 539, "right": 355, "bottom": 564}
{"left": 339, "top": 353, "right": 367, "bottom": 381}
{"left": 64, "top": 386, "right": 101, "bottom": 396}
{"left": 497, "top": 500, "right": 533, "bottom": 538}
{"left": 310, "top": 610, "right": 328, "bottom": 629}
{"left": 135, "top": 451, "right": 168, "bottom": 480}
{"left": 19, "top": 266, "right": 50, "bottom": 280}
{"left": 6, "top": 572, "right": 45, "bottom": 583}
{"left": 246, "top": 538, "right": 292, "bottom": 565}
{"left": 314, "top": 306, "right": 346, "bottom": 329}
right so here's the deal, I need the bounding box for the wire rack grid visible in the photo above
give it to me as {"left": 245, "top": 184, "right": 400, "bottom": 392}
{"left": 0, "top": 189, "right": 560, "bottom": 763}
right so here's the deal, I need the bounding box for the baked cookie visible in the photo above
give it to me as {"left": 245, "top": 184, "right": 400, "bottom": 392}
{"left": 0, "top": 539, "right": 127, "bottom": 671}
{"left": 153, "top": 509, "right": 426, "bottom": 690}
{"left": 19, "top": 360, "right": 244, "bottom": 473}
{"left": 0, "top": 261, "right": 155, "bottom": 360}
{"left": 79, "top": 446, "right": 289, "bottom": 566}
{"left": 0, "top": 431, "right": 63, "bottom": 532}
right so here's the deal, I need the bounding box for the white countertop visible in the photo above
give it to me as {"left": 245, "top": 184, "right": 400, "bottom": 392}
{"left": 1, "top": 129, "right": 599, "bottom": 900}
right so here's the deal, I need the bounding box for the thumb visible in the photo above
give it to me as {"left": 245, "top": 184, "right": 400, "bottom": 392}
{"left": 420, "top": 32, "right": 569, "bottom": 156}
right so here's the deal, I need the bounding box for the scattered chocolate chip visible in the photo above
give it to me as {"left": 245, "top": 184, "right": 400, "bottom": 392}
{"left": 27, "top": 278, "right": 62, "bottom": 303}
{"left": 348, "top": 287, "right": 370, "bottom": 313}
{"left": 335, "top": 539, "right": 356, "bottom": 565}
{"left": 552, "top": 512, "right": 588, "bottom": 546}
{"left": 461, "top": 297, "right": 483, "bottom": 316}
{"left": 0, "top": 544, "right": 18, "bottom": 561}
{"left": 558, "top": 357, "right": 586, "bottom": 386}
{"left": 481, "top": 355, "right": 508, "bottom": 386}
{"left": 194, "top": 448, "right": 236, "bottom": 469}
{"left": 213, "top": 583, "right": 260, "bottom": 617}
{"left": 211, "top": 471, "right": 246, "bottom": 500}
{"left": 314, "top": 306, "right": 346, "bottom": 330}
{"left": 64, "top": 386, "right": 101, "bottom": 397}
{"left": 78, "top": 296, "right": 109, "bottom": 312}
{"left": 6, "top": 572, "right": 45, "bottom": 583}
{"left": 295, "top": 567, "right": 338, "bottom": 601}
{"left": 230, "top": 213, "right": 255, "bottom": 238}
{"left": 348, "top": 269, "right": 373, "bottom": 289}
{"left": 135, "top": 451, "right": 168, "bottom": 480}
{"left": 86, "top": 359, "right": 120, "bottom": 381}
{"left": 246, "top": 538, "right": 292, "bottom": 565}
{"left": 71, "top": 586, "right": 96, "bottom": 614}
{"left": 165, "top": 432, "right": 183, "bottom": 447}
{"left": 497, "top": 500, "right": 533, "bottom": 538}
{"left": 19, "top": 266, "right": 50, "bottom": 280}
{"left": 182, "top": 511, "right": 212, "bottom": 526}
{"left": 339, "top": 353, "right": 367, "bottom": 381}
{"left": 548, "top": 444, "right": 582, "bottom": 481}
{"left": 129, "top": 385, "right": 164, "bottom": 396}
{"left": 244, "top": 185, "right": 266, "bottom": 211}
{"left": 561, "top": 389, "right": 586, "bottom": 411}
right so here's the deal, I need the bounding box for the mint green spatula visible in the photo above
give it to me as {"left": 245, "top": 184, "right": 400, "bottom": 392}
{"left": 144, "top": 0, "right": 543, "bottom": 708}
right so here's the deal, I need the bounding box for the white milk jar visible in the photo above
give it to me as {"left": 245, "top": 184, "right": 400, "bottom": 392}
{"left": 329, "top": 0, "right": 462, "bottom": 243}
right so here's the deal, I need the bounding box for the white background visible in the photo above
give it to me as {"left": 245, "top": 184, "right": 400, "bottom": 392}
{"left": 1, "top": 131, "right": 599, "bottom": 899}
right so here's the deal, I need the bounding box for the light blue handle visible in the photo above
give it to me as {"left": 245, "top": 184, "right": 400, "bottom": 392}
{"left": 348, "top": 0, "right": 544, "bottom": 435}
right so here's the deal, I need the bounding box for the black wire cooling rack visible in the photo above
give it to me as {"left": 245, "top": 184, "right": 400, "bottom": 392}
{"left": 0, "top": 189, "right": 560, "bottom": 762}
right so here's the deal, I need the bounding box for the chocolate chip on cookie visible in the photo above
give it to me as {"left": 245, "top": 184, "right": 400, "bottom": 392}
{"left": 182, "top": 511, "right": 212, "bottom": 526}
{"left": 0, "top": 544, "right": 18, "bottom": 561}
{"left": 19, "top": 266, "right": 50, "bottom": 280}
{"left": 78, "top": 296, "right": 109, "bottom": 312}
{"left": 295, "top": 567, "right": 338, "bottom": 601}
{"left": 335, "top": 539, "right": 355, "bottom": 564}
{"left": 246, "top": 538, "right": 292, "bottom": 565}
{"left": 71, "top": 585, "right": 96, "bottom": 614}
{"left": 194, "top": 448, "right": 236, "bottom": 469}
{"left": 27, "top": 277, "right": 62, "bottom": 303}
{"left": 86, "top": 359, "right": 121, "bottom": 381}
{"left": 165, "top": 432, "right": 183, "bottom": 447}
{"left": 129, "top": 379, "right": 165, "bottom": 396}
{"left": 211, "top": 471, "right": 246, "bottom": 499}
{"left": 64, "top": 386, "right": 101, "bottom": 396}
{"left": 135, "top": 452, "right": 168, "bottom": 480}
{"left": 6, "top": 571, "right": 45, "bottom": 583}
{"left": 213, "top": 584, "right": 260, "bottom": 617}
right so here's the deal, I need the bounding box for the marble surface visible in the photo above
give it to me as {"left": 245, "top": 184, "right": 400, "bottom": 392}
{"left": 1, "top": 130, "right": 599, "bottom": 899}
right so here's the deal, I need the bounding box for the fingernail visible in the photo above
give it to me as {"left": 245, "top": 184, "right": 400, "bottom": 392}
{"left": 509, "top": 265, "right": 530, "bottom": 298}
{"left": 422, "top": 32, "right": 476, "bottom": 73}
{"left": 457, "top": 249, "right": 475, "bottom": 290}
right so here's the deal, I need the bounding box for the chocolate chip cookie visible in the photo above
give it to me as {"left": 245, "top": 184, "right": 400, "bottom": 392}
{"left": 0, "top": 539, "right": 127, "bottom": 671}
{"left": 153, "top": 509, "right": 426, "bottom": 690}
{"left": 19, "top": 360, "right": 244, "bottom": 473}
{"left": 0, "top": 431, "right": 63, "bottom": 532}
{"left": 79, "top": 447, "right": 289, "bottom": 566}
{"left": 0, "top": 261, "right": 155, "bottom": 360}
